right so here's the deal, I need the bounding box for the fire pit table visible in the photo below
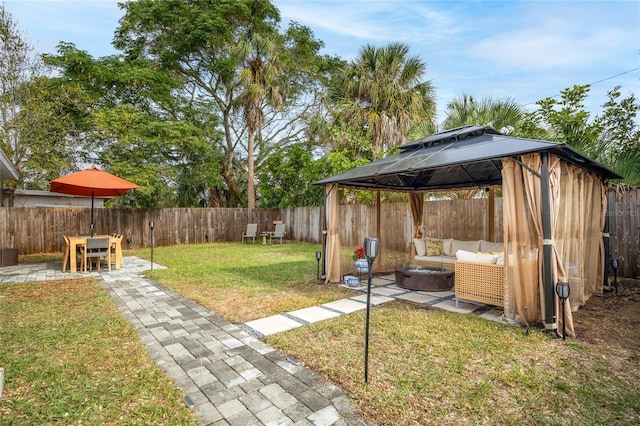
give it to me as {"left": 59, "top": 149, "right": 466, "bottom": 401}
{"left": 395, "top": 265, "right": 454, "bottom": 292}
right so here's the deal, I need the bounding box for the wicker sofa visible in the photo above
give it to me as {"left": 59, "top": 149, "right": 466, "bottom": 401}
{"left": 411, "top": 237, "right": 504, "bottom": 268}
{"left": 411, "top": 237, "right": 516, "bottom": 308}
{"left": 454, "top": 259, "right": 510, "bottom": 307}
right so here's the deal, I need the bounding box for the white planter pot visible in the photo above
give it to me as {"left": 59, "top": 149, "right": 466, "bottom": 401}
{"left": 355, "top": 259, "right": 369, "bottom": 272}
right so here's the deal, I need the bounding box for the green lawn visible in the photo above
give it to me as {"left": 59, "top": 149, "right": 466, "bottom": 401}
{"left": 0, "top": 278, "right": 196, "bottom": 425}
{"left": 9, "top": 242, "right": 640, "bottom": 425}
{"left": 129, "top": 242, "right": 355, "bottom": 323}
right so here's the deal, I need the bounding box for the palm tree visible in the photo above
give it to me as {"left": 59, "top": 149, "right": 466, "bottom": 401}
{"left": 329, "top": 43, "right": 435, "bottom": 159}
{"left": 234, "top": 31, "right": 284, "bottom": 209}
{"left": 441, "top": 94, "right": 525, "bottom": 200}
{"left": 443, "top": 93, "right": 524, "bottom": 133}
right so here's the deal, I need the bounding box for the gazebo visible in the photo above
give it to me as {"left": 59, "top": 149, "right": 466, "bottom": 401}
{"left": 315, "top": 125, "right": 620, "bottom": 336}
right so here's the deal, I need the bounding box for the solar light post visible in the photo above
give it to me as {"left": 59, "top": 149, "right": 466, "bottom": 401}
{"left": 315, "top": 251, "right": 322, "bottom": 282}
{"left": 610, "top": 258, "right": 619, "bottom": 294}
{"left": 363, "top": 237, "right": 379, "bottom": 384}
{"left": 555, "top": 281, "right": 570, "bottom": 340}
{"left": 149, "top": 220, "right": 155, "bottom": 271}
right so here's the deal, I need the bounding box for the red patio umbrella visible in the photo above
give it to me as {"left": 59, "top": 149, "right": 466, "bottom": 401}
{"left": 50, "top": 166, "right": 140, "bottom": 236}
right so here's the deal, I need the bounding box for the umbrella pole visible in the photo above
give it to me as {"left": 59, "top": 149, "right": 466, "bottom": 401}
{"left": 90, "top": 190, "right": 95, "bottom": 237}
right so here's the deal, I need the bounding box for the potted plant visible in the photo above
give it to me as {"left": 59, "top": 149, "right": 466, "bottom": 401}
{"left": 353, "top": 246, "right": 368, "bottom": 272}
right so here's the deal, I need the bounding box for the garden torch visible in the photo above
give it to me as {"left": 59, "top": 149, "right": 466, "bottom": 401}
{"left": 363, "top": 237, "right": 379, "bottom": 383}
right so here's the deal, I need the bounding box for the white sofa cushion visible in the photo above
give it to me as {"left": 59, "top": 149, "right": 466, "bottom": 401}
{"left": 441, "top": 238, "right": 454, "bottom": 256}
{"left": 451, "top": 239, "right": 481, "bottom": 253}
{"left": 413, "top": 238, "right": 426, "bottom": 256}
{"left": 480, "top": 240, "right": 504, "bottom": 253}
{"left": 456, "top": 249, "right": 498, "bottom": 264}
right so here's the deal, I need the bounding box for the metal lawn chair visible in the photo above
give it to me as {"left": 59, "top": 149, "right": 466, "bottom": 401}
{"left": 242, "top": 223, "right": 258, "bottom": 244}
{"left": 270, "top": 223, "right": 286, "bottom": 245}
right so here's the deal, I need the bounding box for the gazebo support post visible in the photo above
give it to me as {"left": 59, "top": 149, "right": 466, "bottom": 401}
{"left": 540, "top": 153, "right": 557, "bottom": 331}
{"left": 603, "top": 212, "right": 611, "bottom": 289}
{"left": 376, "top": 191, "right": 381, "bottom": 266}
{"left": 488, "top": 187, "right": 495, "bottom": 241}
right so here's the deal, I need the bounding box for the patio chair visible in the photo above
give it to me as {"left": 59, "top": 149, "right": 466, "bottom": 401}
{"left": 62, "top": 235, "right": 71, "bottom": 272}
{"left": 62, "top": 235, "right": 83, "bottom": 272}
{"left": 242, "top": 223, "right": 258, "bottom": 244}
{"left": 110, "top": 234, "right": 123, "bottom": 269}
{"left": 82, "top": 237, "right": 111, "bottom": 272}
{"left": 270, "top": 223, "right": 286, "bottom": 245}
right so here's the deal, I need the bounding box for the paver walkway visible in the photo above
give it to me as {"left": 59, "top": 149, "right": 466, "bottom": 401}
{"left": 1, "top": 258, "right": 371, "bottom": 425}
{"left": 1, "top": 258, "right": 507, "bottom": 425}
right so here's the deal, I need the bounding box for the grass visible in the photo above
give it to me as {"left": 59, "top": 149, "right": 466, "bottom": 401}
{"left": 266, "top": 302, "right": 640, "bottom": 425}
{"left": 0, "top": 278, "right": 196, "bottom": 425}
{"left": 128, "top": 242, "right": 355, "bottom": 324}
{"left": 11, "top": 243, "right": 640, "bottom": 425}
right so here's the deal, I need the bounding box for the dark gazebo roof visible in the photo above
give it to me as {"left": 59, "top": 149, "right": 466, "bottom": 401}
{"left": 314, "top": 125, "right": 620, "bottom": 191}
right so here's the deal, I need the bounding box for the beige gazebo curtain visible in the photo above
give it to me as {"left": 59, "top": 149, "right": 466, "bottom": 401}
{"left": 502, "top": 154, "right": 606, "bottom": 336}
{"left": 409, "top": 192, "right": 425, "bottom": 238}
{"left": 554, "top": 161, "right": 607, "bottom": 309}
{"left": 521, "top": 154, "right": 573, "bottom": 335}
{"left": 502, "top": 158, "right": 541, "bottom": 326}
{"left": 324, "top": 184, "right": 342, "bottom": 283}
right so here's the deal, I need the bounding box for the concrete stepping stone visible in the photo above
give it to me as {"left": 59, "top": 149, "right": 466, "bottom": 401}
{"left": 433, "top": 299, "right": 481, "bottom": 314}
{"left": 369, "top": 286, "right": 407, "bottom": 297}
{"left": 244, "top": 314, "right": 303, "bottom": 336}
{"left": 349, "top": 294, "right": 395, "bottom": 306}
{"left": 396, "top": 292, "right": 439, "bottom": 304}
{"left": 419, "top": 289, "right": 455, "bottom": 298}
{"left": 287, "top": 306, "right": 341, "bottom": 323}
{"left": 321, "top": 298, "right": 368, "bottom": 314}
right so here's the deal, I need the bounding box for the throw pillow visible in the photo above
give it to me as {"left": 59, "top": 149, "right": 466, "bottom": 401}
{"left": 480, "top": 240, "right": 505, "bottom": 253}
{"left": 413, "top": 238, "right": 426, "bottom": 256}
{"left": 441, "top": 238, "right": 454, "bottom": 256}
{"left": 451, "top": 239, "right": 481, "bottom": 253}
{"left": 425, "top": 238, "right": 443, "bottom": 256}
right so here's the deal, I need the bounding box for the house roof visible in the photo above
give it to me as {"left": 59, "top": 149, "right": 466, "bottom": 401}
{"left": 0, "top": 147, "right": 18, "bottom": 181}
{"left": 314, "top": 125, "right": 621, "bottom": 191}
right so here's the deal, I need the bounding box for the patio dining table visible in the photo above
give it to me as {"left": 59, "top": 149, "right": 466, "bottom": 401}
{"left": 64, "top": 235, "right": 123, "bottom": 273}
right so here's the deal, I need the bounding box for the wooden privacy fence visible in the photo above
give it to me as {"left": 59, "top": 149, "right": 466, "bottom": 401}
{"left": 0, "top": 207, "right": 324, "bottom": 255}
{"left": 1, "top": 189, "right": 638, "bottom": 277}
{"left": 607, "top": 188, "right": 640, "bottom": 278}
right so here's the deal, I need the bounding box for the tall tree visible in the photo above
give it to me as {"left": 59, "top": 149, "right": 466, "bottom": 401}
{"left": 43, "top": 43, "right": 221, "bottom": 207}
{"left": 442, "top": 93, "right": 524, "bottom": 133}
{"left": 523, "top": 84, "right": 596, "bottom": 149}
{"left": 115, "top": 0, "right": 335, "bottom": 207}
{"left": 235, "top": 30, "right": 283, "bottom": 208}
{"left": 0, "top": 5, "right": 73, "bottom": 189}
{"left": 518, "top": 84, "right": 640, "bottom": 188}
{"left": 592, "top": 85, "right": 639, "bottom": 160}
{"left": 329, "top": 42, "right": 436, "bottom": 159}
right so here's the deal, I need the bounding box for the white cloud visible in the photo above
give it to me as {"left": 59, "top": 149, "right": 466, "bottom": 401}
{"left": 468, "top": 22, "right": 634, "bottom": 71}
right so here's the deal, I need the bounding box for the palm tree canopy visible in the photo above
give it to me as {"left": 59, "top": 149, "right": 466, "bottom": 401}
{"left": 329, "top": 42, "right": 435, "bottom": 157}
{"left": 443, "top": 93, "right": 524, "bottom": 134}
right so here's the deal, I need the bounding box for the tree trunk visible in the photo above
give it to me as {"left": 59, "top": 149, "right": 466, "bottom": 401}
{"left": 247, "top": 129, "right": 255, "bottom": 208}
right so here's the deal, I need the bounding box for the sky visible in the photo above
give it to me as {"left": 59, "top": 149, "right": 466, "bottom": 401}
{"left": 4, "top": 0, "right": 639, "bottom": 124}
